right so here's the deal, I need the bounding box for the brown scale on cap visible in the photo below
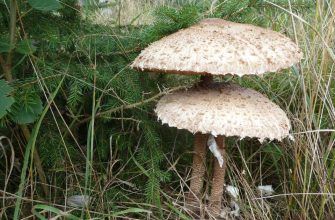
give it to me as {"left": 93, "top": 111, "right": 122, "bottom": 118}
{"left": 132, "top": 18, "right": 303, "bottom": 76}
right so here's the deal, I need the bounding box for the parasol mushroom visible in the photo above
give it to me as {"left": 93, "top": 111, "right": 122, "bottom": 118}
{"left": 154, "top": 83, "right": 291, "bottom": 214}
{"left": 131, "top": 18, "right": 302, "bottom": 216}
{"left": 132, "top": 18, "right": 302, "bottom": 77}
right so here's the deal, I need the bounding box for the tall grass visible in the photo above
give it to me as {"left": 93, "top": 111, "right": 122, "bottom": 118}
{"left": 232, "top": 0, "right": 335, "bottom": 219}
{"left": 1, "top": 0, "right": 334, "bottom": 219}
{"left": 215, "top": 1, "right": 335, "bottom": 219}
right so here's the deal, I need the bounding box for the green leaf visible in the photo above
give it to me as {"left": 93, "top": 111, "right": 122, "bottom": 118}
{"left": 13, "top": 77, "right": 65, "bottom": 219}
{"left": 10, "top": 94, "right": 43, "bottom": 124}
{"left": 165, "top": 202, "right": 192, "bottom": 220}
{"left": 263, "top": 143, "right": 283, "bottom": 163}
{"left": 111, "top": 208, "right": 151, "bottom": 217}
{"left": 221, "top": 0, "right": 250, "bottom": 17}
{"left": 28, "top": 0, "right": 62, "bottom": 11}
{"left": 0, "top": 40, "right": 13, "bottom": 53}
{"left": 0, "top": 80, "right": 14, "bottom": 119}
{"left": 32, "top": 204, "right": 80, "bottom": 220}
{"left": 16, "top": 39, "right": 37, "bottom": 55}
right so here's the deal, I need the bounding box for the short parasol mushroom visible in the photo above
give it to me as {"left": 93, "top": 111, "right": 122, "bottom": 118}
{"left": 131, "top": 18, "right": 302, "bottom": 216}
{"left": 154, "top": 83, "right": 291, "bottom": 214}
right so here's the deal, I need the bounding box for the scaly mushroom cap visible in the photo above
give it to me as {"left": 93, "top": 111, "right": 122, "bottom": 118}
{"left": 155, "top": 84, "right": 291, "bottom": 142}
{"left": 132, "top": 18, "right": 303, "bottom": 76}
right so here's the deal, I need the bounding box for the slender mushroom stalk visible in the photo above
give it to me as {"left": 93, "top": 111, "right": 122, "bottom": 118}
{"left": 187, "top": 75, "right": 214, "bottom": 204}
{"left": 209, "top": 135, "right": 226, "bottom": 214}
{"left": 188, "top": 133, "right": 209, "bottom": 201}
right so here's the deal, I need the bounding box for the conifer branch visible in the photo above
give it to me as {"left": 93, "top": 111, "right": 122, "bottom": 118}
{"left": 78, "top": 86, "right": 186, "bottom": 125}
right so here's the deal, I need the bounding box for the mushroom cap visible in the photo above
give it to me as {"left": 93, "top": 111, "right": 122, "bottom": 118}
{"left": 155, "top": 83, "right": 291, "bottom": 142}
{"left": 132, "top": 18, "right": 303, "bottom": 76}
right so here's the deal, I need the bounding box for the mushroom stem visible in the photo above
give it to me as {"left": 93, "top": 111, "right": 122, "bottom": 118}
{"left": 209, "top": 135, "right": 226, "bottom": 215}
{"left": 199, "top": 75, "right": 214, "bottom": 87}
{"left": 188, "top": 133, "right": 209, "bottom": 201}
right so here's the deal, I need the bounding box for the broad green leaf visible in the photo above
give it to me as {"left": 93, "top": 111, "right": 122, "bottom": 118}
{"left": 10, "top": 95, "right": 43, "bottom": 124}
{"left": 16, "top": 39, "right": 37, "bottom": 55}
{"left": 0, "top": 80, "right": 14, "bottom": 119}
{"left": 28, "top": 0, "right": 62, "bottom": 11}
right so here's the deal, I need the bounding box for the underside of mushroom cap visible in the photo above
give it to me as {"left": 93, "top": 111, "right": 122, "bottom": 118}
{"left": 132, "top": 18, "right": 303, "bottom": 76}
{"left": 155, "top": 83, "right": 291, "bottom": 142}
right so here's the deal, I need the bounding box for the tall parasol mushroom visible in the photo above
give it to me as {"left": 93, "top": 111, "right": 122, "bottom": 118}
{"left": 131, "top": 18, "right": 302, "bottom": 216}
{"left": 132, "top": 19, "right": 302, "bottom": 77}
